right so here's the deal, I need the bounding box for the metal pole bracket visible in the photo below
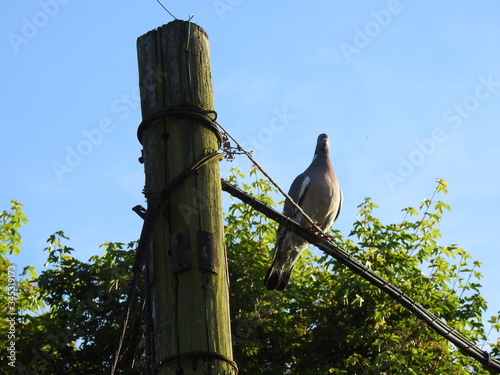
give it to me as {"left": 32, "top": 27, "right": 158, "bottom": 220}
{"left": 197, "top": 230, "right": 219, "bottom": 273}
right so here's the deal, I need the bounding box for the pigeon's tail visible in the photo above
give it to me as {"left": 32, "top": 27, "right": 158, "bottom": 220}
{"left": 264, "top": 264, "right": 293, "bottom": 291}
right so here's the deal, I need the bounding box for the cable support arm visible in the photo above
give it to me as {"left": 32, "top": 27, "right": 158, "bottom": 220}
{"left": 220, "top": 178, "right": 500, "bottom": 374}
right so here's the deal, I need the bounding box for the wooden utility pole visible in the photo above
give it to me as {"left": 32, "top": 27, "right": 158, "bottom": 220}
{"left": 136, "top": 20, "right": 236, "bottom": 375}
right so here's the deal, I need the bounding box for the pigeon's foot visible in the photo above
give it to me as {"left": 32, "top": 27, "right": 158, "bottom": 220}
{"left": 306, "top": 224, "right": 322, "bottom": 233}
{"left": 306, "top": 225, "right": 337, "bottom": 243}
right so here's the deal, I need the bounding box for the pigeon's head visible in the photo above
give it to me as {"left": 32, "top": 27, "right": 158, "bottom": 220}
{"left": 315, "top": 133, "right": 330, "bottom": 155}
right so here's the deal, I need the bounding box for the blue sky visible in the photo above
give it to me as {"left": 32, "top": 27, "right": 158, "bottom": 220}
{"left": 2, "top": 1, "right": 500, "bottom": 342}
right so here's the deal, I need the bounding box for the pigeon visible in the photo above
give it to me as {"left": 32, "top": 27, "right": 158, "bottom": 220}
{"left": 264, "top": 133, "right": 342, "bottom": 291}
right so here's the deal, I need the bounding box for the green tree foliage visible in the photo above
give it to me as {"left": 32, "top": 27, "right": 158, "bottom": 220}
{"left": 1, "top": 201, "right": 42, "bottom": 370}
{"left": 14, "top": 235, "right": 144, "bottom": 374}
{"left": 2, "top": 169, "right": 500, "bottom": 374}
{"left": 225, "top": 170, "right": 500, "bottom": 374}
{"left": 0, "top": 204, "right": 143, "bottom": 374}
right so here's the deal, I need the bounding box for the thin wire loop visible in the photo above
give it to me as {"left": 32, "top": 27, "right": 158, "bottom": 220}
{"left": 185, "top": 16, "right": 194, "bottom": 99}
{"left": 157, "top": 350, "right": 238, "bottom": 373}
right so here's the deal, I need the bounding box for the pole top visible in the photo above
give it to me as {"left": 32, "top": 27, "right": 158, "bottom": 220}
{"left": 138, "top": 19, "right": 209, "bottom": 43}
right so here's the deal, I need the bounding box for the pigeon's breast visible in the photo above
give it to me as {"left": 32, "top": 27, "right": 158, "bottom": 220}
{"left": 299, "top": 165, "right": 340, "bottom": 227}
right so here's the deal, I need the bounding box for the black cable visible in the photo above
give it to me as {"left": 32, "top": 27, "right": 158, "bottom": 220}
{"left": 110, "top": 193, "right": 161, "bottom": 375}
{"left": 144, "top": 242, "right": 155, "bottom": 375}
{"left": 137, "top": 105, "right": 222, "bottom": 146}
{"left": 220, "top": 178, "right": 500, "bottom": 374}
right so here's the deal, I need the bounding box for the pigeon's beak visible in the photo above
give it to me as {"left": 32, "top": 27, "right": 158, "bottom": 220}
{"left": 323, "top": 137, "right": 330, "bottom": 152}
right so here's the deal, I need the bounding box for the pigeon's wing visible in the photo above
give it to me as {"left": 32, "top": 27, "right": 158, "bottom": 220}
{"left": 333, "top": 189, "right": 343, "bottom": 223}
{"left": 271, "top": 172, "right": 311, "bottom": 277}
{"left": 282, "top": 172, "right": 311, "bottom": 219}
